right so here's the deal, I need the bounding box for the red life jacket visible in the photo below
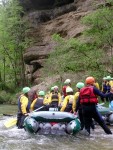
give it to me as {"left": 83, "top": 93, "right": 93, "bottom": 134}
{"left": 62, "top": 86, "right": 67, "bottom": 97}
{"left": 80, "top": 86, "right": 98, "bottom": 104}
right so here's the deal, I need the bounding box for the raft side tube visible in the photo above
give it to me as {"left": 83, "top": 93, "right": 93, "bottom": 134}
{"left": 30, "top": 111, "right": 76, "bottom": 122}
{"left": 97, "top": 106, "right": 112, "bottom": 115}
{"left": 24, "top": 117, "right": 81, "bottom": 135}
{"left": 24, "top": 117, "right": 40, "bottom": 133}
{"left": 66, "top": 118, "right": 81, "bottom": 135}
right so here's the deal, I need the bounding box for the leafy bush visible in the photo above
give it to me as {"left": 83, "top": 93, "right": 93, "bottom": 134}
{"left": 42, "top": 6, "right": 113, "bottom": 83}
{"left": 0, "top": 90, "right": 18, "bottom": 104}
{"left": 0, "top": 0, "right": 32, "bottom": 92}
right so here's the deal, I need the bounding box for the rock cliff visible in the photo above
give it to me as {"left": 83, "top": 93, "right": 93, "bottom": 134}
{"left": 22, "top": 0, "right": 105, "bottom": 91}
{"left": 19, "top": 0, "right": 74, "bottom": 10}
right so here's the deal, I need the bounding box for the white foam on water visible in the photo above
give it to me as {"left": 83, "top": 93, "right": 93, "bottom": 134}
{"left": 1, "top": 116, "right": 113, "bottom": 150}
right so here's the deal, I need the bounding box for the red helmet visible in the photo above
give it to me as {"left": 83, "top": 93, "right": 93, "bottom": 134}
{"left": 85, "top": 76, "right": 95, "bottom": 85}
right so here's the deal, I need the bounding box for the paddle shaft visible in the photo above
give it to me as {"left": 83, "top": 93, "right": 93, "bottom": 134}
{"left": 33, "top": 105, "right": 45, "bottom": 112}
{"left": 4, "top": 105, "right": 45, "bottom": 128}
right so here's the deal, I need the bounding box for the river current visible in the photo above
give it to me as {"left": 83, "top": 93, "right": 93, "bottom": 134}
{"left": 0, "top": 105, "right": 113, "bottom": 150}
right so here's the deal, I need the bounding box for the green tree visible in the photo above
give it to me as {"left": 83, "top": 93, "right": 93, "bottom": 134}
{"left": 43, "top": 34, "right": 104, "bottom": 81}
{"left": 82, "top": 6, "right": 113, "bottom": 75}
{"left": 0, "top": 0, "right": 30, "bottom": 90}
{"left": 43, "top": 5, "right": 113, "bottom": 81}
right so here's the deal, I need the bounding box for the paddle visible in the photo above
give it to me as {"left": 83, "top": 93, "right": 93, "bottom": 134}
{"left": 0, "top": 114, "right": 12, "bottom": 116}
{"left": 4, "top": 105, "right": 45, "bottom": 128}
{"left": 4, "top": 118, "right": 17, "bottom": 128}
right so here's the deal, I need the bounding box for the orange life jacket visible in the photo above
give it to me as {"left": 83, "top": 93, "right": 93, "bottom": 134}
{"left": 80, "top": 86, "right": 98, "bottom": 104}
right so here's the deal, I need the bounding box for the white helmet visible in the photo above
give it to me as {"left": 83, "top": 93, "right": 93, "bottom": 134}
{"left": 54, "top": 85, "right": 58, "bottom": 89}
{"left": 64, "top": 79, "right": 71, "bottom": 84}
{"left": 66, "top": 87, "right": 73, "bottom": 93}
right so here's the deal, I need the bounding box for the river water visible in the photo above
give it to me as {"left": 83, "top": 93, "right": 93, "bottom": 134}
{"left": 0, "top": 105, "right": 113, "bottom": 150}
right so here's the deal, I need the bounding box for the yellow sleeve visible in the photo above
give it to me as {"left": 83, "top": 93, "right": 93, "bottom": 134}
{"left": 45, "top": 92, "right": 50, "bottom": 99}
{"left": 94, "top": 82, "right": 100, "bottom": 90}
{"left": 43, "top": 98, "right": 51, "bottom": 105}
{"left": 60, "top": 96, "right": 69, "bottom": 112}
{"left": 73, "top": 92, "right": 79, "bottom": 112}
{"left": 96, "top": 83, "right": 100, "bottom": 90}
{"left": 109, "top": 81, "right": 113, "bottom": 87}
{"left": 20, "top": 95, "right": 29, "bottom": 114}
{"left": 48, "top": 93, "right": 52, "bottom": 104}
{"left": 30, "top": 99, "right": 37, "bottom": 111}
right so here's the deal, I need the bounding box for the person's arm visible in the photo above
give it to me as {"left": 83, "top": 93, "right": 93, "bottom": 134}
{"left": 73, "top": 92, "right": 79, "bottom": 112}
{"left": 93, "top": 87, "right": 112, "bottom": 98}
{"left": 60, "top": 96, "right": 68, "bottom": 112}
{"left": 30, "top": 99, "right": 37, "bottom": 111}
{"left": 20, "top": 96, "right": 28, "bottom": 114}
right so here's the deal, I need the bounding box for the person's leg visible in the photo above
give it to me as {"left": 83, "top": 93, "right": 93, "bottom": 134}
{"left": 19, "top": 115, "right": 26, "bottom": 128}
{"left": 93, "top": 108, "right": 112, "bottom": 134}
{"left": 78, "top": 109, "right": 84, "bottom": 130}
{"left": 16, "top": 112, "right": 22, "bottom": 129}
{"left": 101, "top": 97, "right": 105, "bottom": 102}
{"left": 90, "top": 119, "right": 95, "bottom": 130}
{"left": 82, "top": 105, "right": 92, "bottom": 134}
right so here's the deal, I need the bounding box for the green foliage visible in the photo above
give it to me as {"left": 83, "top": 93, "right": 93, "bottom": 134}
{"left": 0, "top": 0, "right": 31, "bottom": 91}
{"left": 43, "top": 34, "right": 105, "bottom": 80}
{"left": 82, "top": 7, "right": 113, "bottom": 46}
{"left": 106, "top": 0, "right": 113, "bottom": 5}
{"left": 82, "top": 7, "right": 113, "bottom": 75}
{"left": 43, "top": 6, "right": 113, "bottom": 82}
{"left": 0, "top": 90, "right": 18, "bottom": 104}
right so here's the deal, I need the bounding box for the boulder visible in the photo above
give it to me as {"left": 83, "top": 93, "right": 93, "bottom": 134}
{"left": 23, "top": 43, "right": 54, "bottom": 82}
{"left": 23, "top": 44, "right": 53, "bottom": 65}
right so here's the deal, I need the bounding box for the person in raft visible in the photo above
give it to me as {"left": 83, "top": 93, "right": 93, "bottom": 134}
{"left": 16, "top": 87, "right": 31, "bottom": 129}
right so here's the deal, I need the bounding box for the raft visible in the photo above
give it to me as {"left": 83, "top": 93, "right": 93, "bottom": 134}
{"left": 97, "top": 103, "right": 112, "bottom": 115}
{"left": 97, "top": 104, "right": 113, "bottom": 125}
{"left": 24, "top": 111, "right": 81, "bottom": 135}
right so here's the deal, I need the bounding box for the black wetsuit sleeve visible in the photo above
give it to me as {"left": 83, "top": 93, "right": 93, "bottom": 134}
{"left": 93, "top": 87, "right": 112, "bottom": 98}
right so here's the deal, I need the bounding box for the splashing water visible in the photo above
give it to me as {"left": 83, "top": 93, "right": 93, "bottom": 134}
{"left": 0, "top": 105, "right": 113, "bottom": 150}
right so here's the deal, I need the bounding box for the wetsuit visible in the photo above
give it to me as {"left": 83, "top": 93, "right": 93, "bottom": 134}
{"left": 30, "top": 97, "right": 48, "bottom": 111}
{"left": 60, "top": 95, "right": 75, "bottom": 112}
{"left": 101, "top": 82, "right": 107, "bottom": 102}
{"left": 17, "top": 94, "right": 30, "bottom": 129}
{"left": 76, "top": 86, "right": 112, "bottom": 134}
{"left": 49, "top": 92, "right": 62, "bottom": 109}
{"left": 76, "top": 92, "right": 94, "bottom": 130}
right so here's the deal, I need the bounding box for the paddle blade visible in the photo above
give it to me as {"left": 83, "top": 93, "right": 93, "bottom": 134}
{"left": 4, "top": 118, "right": 17, "bottom": 128}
